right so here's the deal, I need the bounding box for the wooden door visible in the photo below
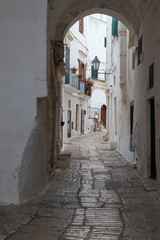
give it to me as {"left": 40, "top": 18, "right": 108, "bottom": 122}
{"left": 101, "top": 105, "right": 106, "bottom": 128}
{"left": 150, "top": 98, "right": 156, "bottom": 179}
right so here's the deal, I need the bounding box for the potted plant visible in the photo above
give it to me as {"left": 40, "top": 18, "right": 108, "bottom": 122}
{"left": 87, "top": 78, "right": 93, "bottom": 86}
{"left": 71, "top": 67, "right": 77, "bottom": 73}
{"left": 78, "top": 72, "right": 83, "bottom": 81}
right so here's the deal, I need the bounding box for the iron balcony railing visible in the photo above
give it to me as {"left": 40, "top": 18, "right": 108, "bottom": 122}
{"left": 65, "top": 70, "right": 92, "bottom": 96}
{"left": 65, "top": 70, "right": 80, "bottom": 90}
{"left": 80, "top": 80, "right": 92, "bottom": 96}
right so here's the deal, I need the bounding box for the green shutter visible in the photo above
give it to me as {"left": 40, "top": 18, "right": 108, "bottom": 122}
{"left": 65, "top": 46, "right": 70, "bottom": 84}
{"left": 112, "top": 18, "right": 118, "bottom": 37}
{"left": 91, "top": 65, "right": 98, "bottom": 80}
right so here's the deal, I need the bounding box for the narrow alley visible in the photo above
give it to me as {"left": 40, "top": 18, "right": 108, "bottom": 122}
{"left": 1, "top": 132, "right": 160, "bottom": 240}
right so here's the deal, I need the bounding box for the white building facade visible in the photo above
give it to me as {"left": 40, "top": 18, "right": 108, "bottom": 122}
{"left": 107, "top": 20, "right": 135, "bottom": 163}
{"left": 63, "top": 14, "right": 108, "bottom": 140}
{"left": 63, "top": 19, "right": 90, "bottom": 140}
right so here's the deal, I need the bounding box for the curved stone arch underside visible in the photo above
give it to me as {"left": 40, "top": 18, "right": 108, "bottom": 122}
{"left": 53, "top": 0, "right": 140, "bottom": 44}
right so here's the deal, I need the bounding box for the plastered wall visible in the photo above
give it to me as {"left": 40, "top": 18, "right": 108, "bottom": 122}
{"left": 134, "top": 1, "right": 160, "bottom": 184}
{"left": 0, "top": 0, "right": 48, "bottom": 203}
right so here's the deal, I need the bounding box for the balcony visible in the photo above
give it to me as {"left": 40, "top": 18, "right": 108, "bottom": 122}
{"left": 65, "top": 70, "right": 80, "bottom": 91}
{"left": 80, "top": 80, "right": 92, "bottom": 96}
{"left": 80, "top": 79, "right": 93, "bottom": 96}
{"left": 65, "top": 70, "right": 92, "bottom": 96}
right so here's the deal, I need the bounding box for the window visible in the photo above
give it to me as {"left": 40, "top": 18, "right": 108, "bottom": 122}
{"left": 65, "top": 45, "right": 70, "bottom": 84}
{"left": 76, "top": 104, "right": 79, "bottom": 131}
{"left": 68, "top": 100, "right": 71, "bottom": 108}
{"left": 78, "top": 60, "right": 86, "bottom": 81}
{"left": 112, "top": 18, "right": 118, "bottom": 37}
{"left": 104, "top": 37, "right": 107, "bottom": 47}
{"left": 149, "top": 63, "right": 154, "bottom": 89}
{"left": 130, "top": 101, "right": 135, "bottom": 152}
{"left": 79, "top": 18, "right": 84, "bottom": 34}
{"left": 138, "top": 36, "right": 142, "bottom": 65}
{"left": 91, "top": 65, "right": 98, "bottom": 80}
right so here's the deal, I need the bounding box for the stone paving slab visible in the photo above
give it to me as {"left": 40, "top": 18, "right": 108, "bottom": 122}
{"left": 1, "top": 132, "right": 160, "bottom": 239}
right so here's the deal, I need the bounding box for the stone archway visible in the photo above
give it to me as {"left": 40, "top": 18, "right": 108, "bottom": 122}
{"left": 47, "top": 0, "right": 160, "bottom": 200}
{"left": 17, "top": 0, "right": 156, "bottom": 203}
{"left": 46, "top": 0, "right": 140, "bottom": 177}
{"left": 0, "top": 0, "right": 159, "bottom": 204}
{"left": 49, "top": 0, "right": 141, "bottom": 42}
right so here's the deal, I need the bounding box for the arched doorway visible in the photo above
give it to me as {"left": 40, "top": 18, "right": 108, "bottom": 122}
{"left": 47, "top": 1, "right": 139, "bottom": 179}
{"left": 0, "top": 0, "right": 159, "bottom": 204}
{"left": 101, "top": 105, "right": 106, "bottom": 128}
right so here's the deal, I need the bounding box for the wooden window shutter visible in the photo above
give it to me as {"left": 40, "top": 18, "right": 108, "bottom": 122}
{"left": 83, "top": 63, "right": 86, "bottom": 80}
{"left": 78, "top": 60, "right": 86, "bottom": 81}
{"left": 65, "top": 46, "right": 70, "bottom": 84}
{"left": 112, "top": 18, "right": 118, "bottom": 37}
{"left": 79, "top": 18, "right": 84, "bottom": 34}
{"left": 91, "top": 65, "right": 98, "bottom": 80}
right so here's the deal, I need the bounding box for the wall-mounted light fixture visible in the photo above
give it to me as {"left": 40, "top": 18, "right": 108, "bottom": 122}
{"left": 92, "top": 56, "right": 100, "bottom": 71}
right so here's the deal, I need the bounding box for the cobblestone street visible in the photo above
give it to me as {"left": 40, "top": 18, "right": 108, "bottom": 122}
{"left": 1, "top": 132, "right": 160, "bottom": 239}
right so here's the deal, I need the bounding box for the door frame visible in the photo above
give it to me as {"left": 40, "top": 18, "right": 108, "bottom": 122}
{"left": 150, "top": 98, "right": 156, "bottom": 179}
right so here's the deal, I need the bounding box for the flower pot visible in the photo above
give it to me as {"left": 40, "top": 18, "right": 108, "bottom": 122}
{"left": 72, "top": 68, "right": 77, "bottom": 73}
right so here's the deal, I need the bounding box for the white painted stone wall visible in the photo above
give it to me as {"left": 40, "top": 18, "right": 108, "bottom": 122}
{"left": 63, "top": 14, "right": 108, "bottom": 140}
{"left": 107, "top": 21, "right": 135, "bottom": 163}
{"left": 69, "top": 20, "right": 88, "bottom": 71}
{"left": 85, "top": 14, "right": 107, "bottom": 81}
{"left": 63, "top": 18, "right": 89, "bottom": 140}
{"left": 0, "top": 0, "right": 47, "bottom": 203}
{"left": 88, "top": 89, "right": 106, "bottom": 131}
{"left": 106, "top": 17, "right": 112, "bottom": 74}
{"left": 91, "top": 90, "right": 106, "bottom": 110}
{"left": 1, "top": 0, "right": 160, "bottom": 203}
{"left": 63, "top": 90, "right": 89, "bottom": 140}
{"left": 134, "top": 1, "right": 160, "bottom": 184}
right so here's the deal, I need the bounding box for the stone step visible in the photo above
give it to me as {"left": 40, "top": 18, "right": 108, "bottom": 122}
{"left": 56, "top": 152, "right": 71, "bottom": 168}
{"left": 110, "top": 141, "right": 117, "bottom": 150}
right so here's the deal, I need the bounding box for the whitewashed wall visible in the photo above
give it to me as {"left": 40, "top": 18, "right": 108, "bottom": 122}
{"left": 0, "top": 0, "right": 47, "bottom": 203}
{"left": 91, "top": 90, "right": 106, "bottom": 109}
{"left": 69, "top": 20, "right": 88, "bottom": 70}
{"left": 63, "top": 90, "right": 89, "bottom": 140}
{"left": 86, "top": 14, "right": 107, "bottom": 80}
{"left": 51, "top": 0, "right": 160, "bottom": 188}
{"left": 107, "top": 22, "right": 135, "bottom": 163}
{"left": 134, "top": 1, "right": 160, "bottom": 184}
{"left": 63, "top": 18, "right": 89, "bottom": 140}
